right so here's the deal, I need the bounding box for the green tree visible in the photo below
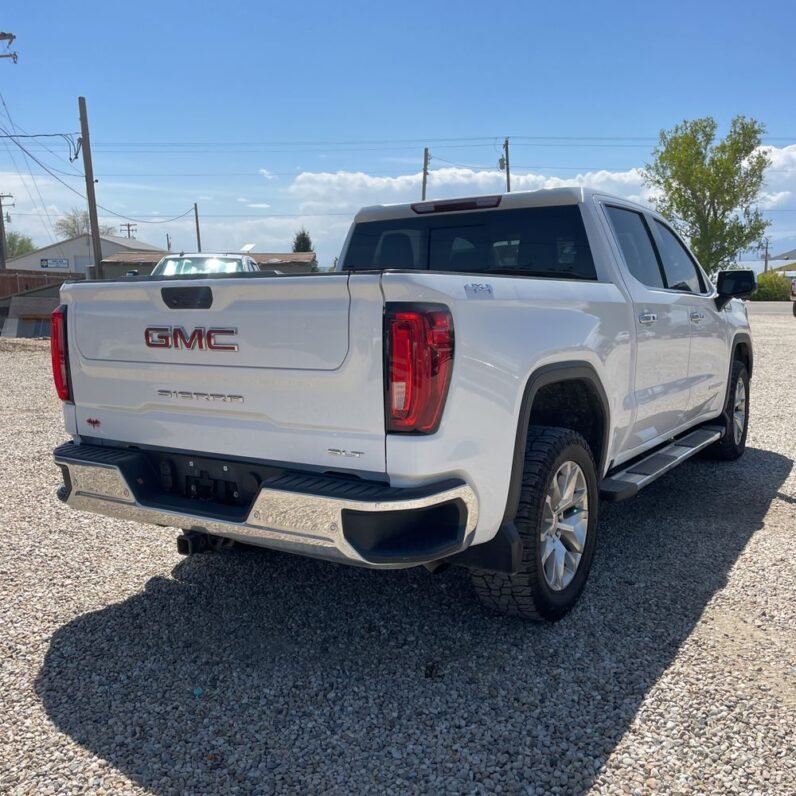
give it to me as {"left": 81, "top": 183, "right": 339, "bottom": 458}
{"left": 54, "top": 208, "right": 116, "bottom": 239}
{"left": 750, "top": 271, "right": 791, "bottom": 301}
{"left": 642, "top": 116, "right": 770, "bottom": 273}
{"left": 6, "top": 231, "right": 35, "bottom": 258}
{"left": 292, "top": 227, "right": 313, "bottom": 252}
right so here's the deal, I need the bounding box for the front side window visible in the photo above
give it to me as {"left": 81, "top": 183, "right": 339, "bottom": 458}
{"left": 343, "top": 206, "right": 596, "bottom": 280}
{"left": 605, "top": 206, "right": 664, "bottom": 289}
{"left": 654, "top": 222, "right": 705, "bottom": 293}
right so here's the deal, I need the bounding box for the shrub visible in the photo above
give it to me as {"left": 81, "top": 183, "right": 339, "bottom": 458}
{"left": 749, "top": 271, "right": 792, "bottom": 301}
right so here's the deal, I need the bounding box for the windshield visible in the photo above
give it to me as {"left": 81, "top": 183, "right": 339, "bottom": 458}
{"left": 152, "top": 256, "right": 245, "bottom": 276}
{"left": 342, "top": 205, "right": 596, "bottom": 280}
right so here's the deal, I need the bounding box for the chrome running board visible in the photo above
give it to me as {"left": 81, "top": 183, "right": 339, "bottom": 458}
{"left": 600, "top": 426, "right": 724, "bottom": 502}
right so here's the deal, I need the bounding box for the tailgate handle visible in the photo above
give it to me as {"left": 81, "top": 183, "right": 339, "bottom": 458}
{"left": 161, "top": 286, "right": 213, "bottom": 309}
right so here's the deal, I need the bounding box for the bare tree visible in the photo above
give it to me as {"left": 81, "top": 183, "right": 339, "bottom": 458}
{"left": 54, "top": 208, "right": 116, "bottom": 239}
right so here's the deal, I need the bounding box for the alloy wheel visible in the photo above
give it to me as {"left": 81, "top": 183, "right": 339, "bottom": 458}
{"left": 733, "top": 378, "right": 747, "bottom": 445}
{"left": 540, "top": 460, "right": 589, "bottom": 591}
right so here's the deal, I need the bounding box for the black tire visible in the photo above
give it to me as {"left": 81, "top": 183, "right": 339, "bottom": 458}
{"left": 707, "top": 360, "right": 749, "bottom": 460}
{"left": 792, "top": 301, "right": 796, "bottom": 318}
{"left": 470, "top": 427, "right": 599, "bottom": 622}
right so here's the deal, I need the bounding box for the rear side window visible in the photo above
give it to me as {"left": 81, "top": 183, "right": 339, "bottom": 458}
{"left": 342, "top": 206, "right": 596, "bottom": 280}
{"left": 605, "top": 206, "right": 665, "bottom": 289}
{"left": 653, "top": 221, "right": 706, "bottom": 293}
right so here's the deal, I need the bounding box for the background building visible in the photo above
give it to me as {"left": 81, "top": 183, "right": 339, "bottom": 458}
{"left": 6, "top": 234, "right": 164, "bottom": 275}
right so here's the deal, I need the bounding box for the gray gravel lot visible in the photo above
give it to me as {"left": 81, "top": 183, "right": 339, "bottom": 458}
{"left": 1, "top": 304, "right": 794, "bottom": 795}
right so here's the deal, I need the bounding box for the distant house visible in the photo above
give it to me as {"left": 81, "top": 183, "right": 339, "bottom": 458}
{"left": 252, "top": 252, "right": 318, "bottom": 273}
{"left": 96, "top": 251, "right": 166, "bottom": 279}
{"left": 6, "top": 234, "right": 164, "bottom": 276}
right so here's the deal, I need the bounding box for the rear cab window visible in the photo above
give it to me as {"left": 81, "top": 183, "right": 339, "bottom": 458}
{"left": 342, "top": 205, "right": 597, "bottom": 280}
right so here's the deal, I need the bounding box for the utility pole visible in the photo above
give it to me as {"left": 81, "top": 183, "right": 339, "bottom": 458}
{"left": 0, "top": 193, "right": 13, "bottom": 269}
{"left": 499, "top": 138, "right": 511, "bottom": 193}
{"left": 119, "top": 222, "right": 137, "bottom": 238}
{"left": 763, "top": 238, "right": 769, "bottom": 273}
{"left": 166, "top": 233, "right": 172, "bottom": 252}
{"left": 421, "top": 147, "right": 430, "bottom": 200}
{"left": 0, "top": 32, "right": 18, "bottom": 64}
{"left": 193, "top": 203, "right": 202, "bottom": 252}
{"left": 78, "top": 97, "right": 103, "bottom": 270}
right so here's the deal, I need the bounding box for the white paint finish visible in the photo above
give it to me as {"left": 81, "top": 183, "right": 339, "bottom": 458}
{"left": 61, "top": 274, "right": 388, "bottom": 474}
{"left": 59, "top": 187, "right": 752, "bottom": 559}
{"left": 68, "top": 275, "right": 351, "bottom": 370}
{"left": 381, "top": 271, "right": 633, "bottom": 544}
{"left": 625, "top": 288, "right": 694, "bottom": 445}
{"left": 681, "top": 294, "right": 733, "bottom": 421}
{"left": 62, "top": 402, "right": 77, "bottom": 436}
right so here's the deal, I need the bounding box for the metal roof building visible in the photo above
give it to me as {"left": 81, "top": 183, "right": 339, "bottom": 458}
{"left": 5, "top": 234, "right": 164, "bottom": 276}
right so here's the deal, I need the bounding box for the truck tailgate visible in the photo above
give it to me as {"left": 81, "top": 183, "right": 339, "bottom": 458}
{"left": 61, "top": 273, "right": 387, "bottom": 474}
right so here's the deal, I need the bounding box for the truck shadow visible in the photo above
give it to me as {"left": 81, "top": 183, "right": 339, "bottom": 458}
{"left": 36, "top": 447, "right": 791, "bottom": 794}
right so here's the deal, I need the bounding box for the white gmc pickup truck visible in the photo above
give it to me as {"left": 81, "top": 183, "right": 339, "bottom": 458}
{"left": 51, "top": 188, "right": 756, "bottom": 621}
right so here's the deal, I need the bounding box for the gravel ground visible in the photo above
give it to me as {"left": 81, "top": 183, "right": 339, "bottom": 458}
{"left": 0, "top": 306, "right": 794, "bottom": 795}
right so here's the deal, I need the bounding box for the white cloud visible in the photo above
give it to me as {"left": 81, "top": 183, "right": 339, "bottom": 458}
{"left": 6, "top": 144, "right": 796, "bottom": 272}
{"left": 758, "top": 190, "right": 791, "bottom": 208}
{"left": 288, "top": 166, "right": 652, "bottom": 214}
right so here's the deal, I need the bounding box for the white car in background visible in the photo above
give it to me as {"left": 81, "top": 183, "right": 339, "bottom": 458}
{"left": 151, "top": 254, "right": 261, "bottom": 277}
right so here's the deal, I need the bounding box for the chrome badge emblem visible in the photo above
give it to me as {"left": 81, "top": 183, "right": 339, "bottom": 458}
{"left": 145, "top": 326, "right": 239, "bottom": 351}
{"left": 158, "top": 390, "right": 244, "bottom": 403}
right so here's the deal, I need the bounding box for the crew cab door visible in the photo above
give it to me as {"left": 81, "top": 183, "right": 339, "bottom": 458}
{"left": 603, "top": 205, "right": 693, "bottom": 449}
{"left": 649, "top": 219, "right": 729, "bottom": 422}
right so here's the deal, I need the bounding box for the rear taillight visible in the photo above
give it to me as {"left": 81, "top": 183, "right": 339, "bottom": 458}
{"left": 385, "top": 304, "right": 454, "bottom": 434}
{"left": 50, "top": 305, "right": 70, "bottom": 401}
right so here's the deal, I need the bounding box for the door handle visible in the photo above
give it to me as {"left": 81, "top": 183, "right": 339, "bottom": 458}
{"left": 638, "top": 312, "right": 657, "bottom": 325}
{"left": 690, "top": 312, "right": 705, "bottom": 324}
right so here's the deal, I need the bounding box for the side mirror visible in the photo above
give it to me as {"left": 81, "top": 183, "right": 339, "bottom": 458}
{"left": 126, "top": 269, "right": 139, "bottom": 277}
{"left": 715, "top": 269, "right": 756, "bottom": 310}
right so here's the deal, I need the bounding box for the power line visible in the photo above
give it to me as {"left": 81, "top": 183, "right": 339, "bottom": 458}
{"left": 66, "top": 134, "right": 796, "bottom": 145}
{"left": 6, "top": 162, "right": 796, "bottom": 177}
{"left": 0, "top": 132, "right": 80, "bottom": 139}
{"left": 10, "top": 211, "right": 356, "bottom": 218}
{"left": 0, "top": 123, "right": 196, "bottom": 225}
{"left": 0, "top": 93, "right": 59, "bottom": 245}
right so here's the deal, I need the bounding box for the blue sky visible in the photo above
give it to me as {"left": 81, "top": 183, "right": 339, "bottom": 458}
{"left": 2, "top": 0, "right": 795, "bottom": 266}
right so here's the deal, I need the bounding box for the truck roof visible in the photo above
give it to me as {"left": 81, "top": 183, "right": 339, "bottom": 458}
{"left": 353, "top": 187, "right": 650, "bottom": 223}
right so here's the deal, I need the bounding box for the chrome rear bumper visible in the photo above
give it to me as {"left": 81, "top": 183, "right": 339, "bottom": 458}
{"left": 54, "top": 442, "right": 479, "bottom": 568}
